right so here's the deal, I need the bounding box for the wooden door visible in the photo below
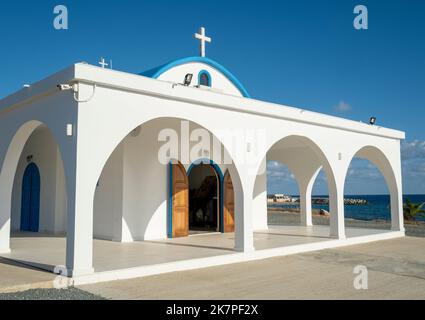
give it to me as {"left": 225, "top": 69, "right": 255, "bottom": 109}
{"left": 223, "top": 171, "right": 235, "bottom": 233}
{"left": 172, "top": 162, "right": 189, "bottom": 237}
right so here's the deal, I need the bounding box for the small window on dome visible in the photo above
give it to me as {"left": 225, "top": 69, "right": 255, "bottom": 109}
{"left": 199, "top": 71, "right": 211, "bottom": 87}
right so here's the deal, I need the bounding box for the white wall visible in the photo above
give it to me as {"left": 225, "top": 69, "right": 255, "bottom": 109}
{"left": 121, "top": 120, "right": 170, "bottom": 241}
{"left": 93, "top": 143, "right": 124, "bottom": 240}
{"left": 11, "top": 126, "right": 67, "bottom": 234}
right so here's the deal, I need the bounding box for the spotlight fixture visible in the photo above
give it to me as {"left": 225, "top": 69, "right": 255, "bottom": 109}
{"left": 183, "top": 74, "right": 193, "bottom": 86}
{"left": 369, "top": 117, "right": 376, "bottom": 125}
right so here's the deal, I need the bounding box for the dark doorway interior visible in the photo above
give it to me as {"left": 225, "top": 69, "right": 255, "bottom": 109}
{"left": 188, "top": 164, "right": 219, "bottom": 233}
{"left": 20, "top": 162, "right": 40, "bottom": 232}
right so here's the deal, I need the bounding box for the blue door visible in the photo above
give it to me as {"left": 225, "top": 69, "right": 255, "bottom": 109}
{"left": 20, "top": 163, "right": 40, "bottom": 232}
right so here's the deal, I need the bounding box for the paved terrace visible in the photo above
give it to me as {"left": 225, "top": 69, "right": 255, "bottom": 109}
{"left": 2, "top": 226, "right": 394, "bottom": 275}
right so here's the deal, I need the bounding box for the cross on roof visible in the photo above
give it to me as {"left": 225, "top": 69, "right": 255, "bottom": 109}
{"left": 98, "top": 57, "right": 108, "bottom": 68}
{"left": 194, "top": 27, "right": 211, "bottom": 58}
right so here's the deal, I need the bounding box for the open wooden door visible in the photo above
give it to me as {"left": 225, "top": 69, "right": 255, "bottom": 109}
{"left": 172, "top": 162, "right": 189, "bottom": 237}
{"left": 223, "top": 171, "right": 235, "bottom": 233}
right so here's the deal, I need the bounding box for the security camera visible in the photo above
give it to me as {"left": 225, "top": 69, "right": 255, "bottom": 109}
{"left": 57, "top": 84, "right": 79, "bottom": 92}
{"left": 57, "top": 84, "right": 73, "bottom": 91}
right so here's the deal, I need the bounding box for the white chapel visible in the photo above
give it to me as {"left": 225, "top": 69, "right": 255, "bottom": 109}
{"left": 0, "top": 28, "right": 405, "bottom": 281}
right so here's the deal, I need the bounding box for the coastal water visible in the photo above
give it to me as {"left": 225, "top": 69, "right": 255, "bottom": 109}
{"left": 268, "top": 194, "right": 425, "bottom": 222}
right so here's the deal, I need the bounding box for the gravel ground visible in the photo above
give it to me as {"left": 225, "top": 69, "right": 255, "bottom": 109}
{"left": 268, "top": 209, "right": 425, "bottom": 237}
{"left": 0, "top": 287, "right": 105, "bottom": 300}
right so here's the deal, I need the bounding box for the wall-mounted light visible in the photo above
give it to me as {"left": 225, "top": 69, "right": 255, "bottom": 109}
{"left": 66, "top": 124, "right": 73, "bottom": 137}
{"left": 247, "top": 143, "right": 252, "bottom": 153}
{"left": 369, "top": 117, "right": 376, "bottom": 125}
{"left": 26, "top": 155, "right": 33, "bottom": 163}
{"left": 184, "top": 74, "right": 193, "bottom": 86}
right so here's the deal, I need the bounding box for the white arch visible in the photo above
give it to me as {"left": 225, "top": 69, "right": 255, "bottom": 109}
{"left": 92, "top": 116, "right": 249, "bottom": 250}
{"left": 343, "top": 145, "right": 403, "bottom": 231}
{"left": 253, "top": 134, "right": 342, "bottom": 236}
{"left": 0, "top": 120, "right": 68, "bottom": 252}
{"left": 254, "top": 135, "right": 335, "bottom": 184}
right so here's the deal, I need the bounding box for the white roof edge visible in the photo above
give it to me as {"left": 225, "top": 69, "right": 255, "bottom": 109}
{"left": 0, "top": 65, "right": 76, "bottom": 114}
{"left": 0, "top": 63, "right": 406, "bottom": 141}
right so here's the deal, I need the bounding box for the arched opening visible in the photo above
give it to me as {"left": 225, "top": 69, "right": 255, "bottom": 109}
{"left": 343, "top": 146, "right": 401, "bottom": 232}
{"left": 188, "top": 163, "right": 220, "bottom": 234}
{"left": 266, "top": 161, "right": 300, "bottom": 226}
{"left": 93, "top": 117, "right": 242, "bottom": 249}
{"left": 9, "top": 124, "right": 68, "bottom": 236}
{"left": 0, "top": 121, "right": 68, "bottom": 271}
{"left": 253, "top": 135, "right": 337, "bottom": 238}
{"left": 198, "top": 70, "right": 211, "bottom": 87}
{"left": 309, "top": 169, "right": 331, "bottom": 226}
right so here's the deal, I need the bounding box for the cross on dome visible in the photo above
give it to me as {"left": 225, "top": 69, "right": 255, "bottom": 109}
{"left": 194, "top": 27, "right": 211, "bottom": 58}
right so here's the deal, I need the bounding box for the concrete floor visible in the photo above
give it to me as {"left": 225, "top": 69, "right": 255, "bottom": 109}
{"left": 79, "top": 237, "right": 425, "bottom": 300}
{"left": 1, "top": 226, "right": 389, "bottom": 273}
{"left": 0, "top": 257, "right": 55, "bottom": 294}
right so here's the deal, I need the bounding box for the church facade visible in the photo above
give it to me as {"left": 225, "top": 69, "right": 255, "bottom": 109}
{"left": 0, "top": 30, "right": 405, "bottom": 279}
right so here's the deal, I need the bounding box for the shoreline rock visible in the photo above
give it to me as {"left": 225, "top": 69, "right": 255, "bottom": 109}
{"left": 268, "top": 208, "right": 425, "bottom": 226}
{"left": 309, "top": 198, "right": 368, "bottom": 205}
{"left": 319, "top": 209, "right": 330, "bottom": 217}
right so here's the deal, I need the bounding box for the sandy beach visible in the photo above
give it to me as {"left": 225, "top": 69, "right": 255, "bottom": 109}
{"left": 268, "top": 207, "right": 425, "bottom": 238}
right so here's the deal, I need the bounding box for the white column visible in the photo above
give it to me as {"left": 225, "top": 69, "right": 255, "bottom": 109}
{"left": 65, "top": 181, "right": 94, "bottom": 276}
{"left": 390, "top": 182, "right": 405, "bottom": 233}
{"left": 252, "top": 158, "right": 268, "bottom": 231}
{"left": 300, "top": 184, "right": 313, "bottom": 227}
{"left": 234, "top": 180, "right": 255, "bottom": 252}
{"left": 65, "top": 156, "right": 94, "bottom": 276}
{"left": 0, "top": 180, "right": 11, "bottom": 254}
{"left": 297, "top": 168, "right": 320, "bottom": 227}
{"left": 0, "top": 154, "right": 11, "bottom": 253}
{"left": 329, "top": 179, "right": 346, "bottom": 239}
{"left": 0, "top": 221, "right": 10, "bottom": 254}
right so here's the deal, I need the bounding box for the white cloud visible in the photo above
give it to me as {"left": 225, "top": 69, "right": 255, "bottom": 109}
{"left": 401, "top": 140, "right": 425, "bottom": 161}
{"left": 334, "top": 101, "right": 352, "bottom": 112}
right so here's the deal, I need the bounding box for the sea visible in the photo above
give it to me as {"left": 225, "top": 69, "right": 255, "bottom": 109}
{"left": 268, "top": 194, "right": 425, "bottom": 222}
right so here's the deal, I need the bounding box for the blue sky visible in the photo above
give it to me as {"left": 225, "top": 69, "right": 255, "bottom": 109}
{"left": 0, "top": 0, "right": 424, "bottom": 194}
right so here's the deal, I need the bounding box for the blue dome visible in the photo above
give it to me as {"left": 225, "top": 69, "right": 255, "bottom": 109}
{"left": 140, "top": 56, "right": 250, "bottom": 98}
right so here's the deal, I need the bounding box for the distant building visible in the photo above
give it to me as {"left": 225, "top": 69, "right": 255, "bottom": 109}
{"left": 268, "top": 194, "right": 293, "bottom": 203}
